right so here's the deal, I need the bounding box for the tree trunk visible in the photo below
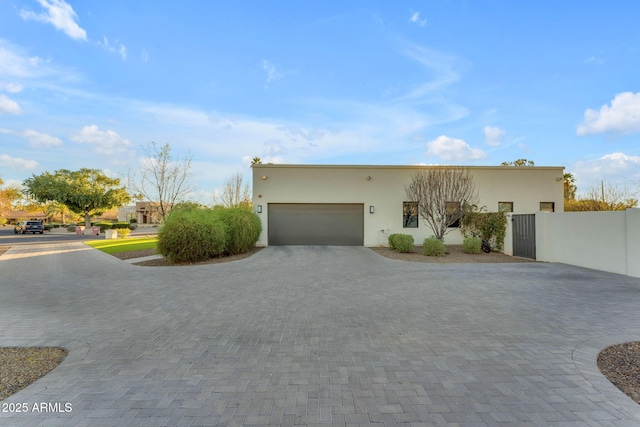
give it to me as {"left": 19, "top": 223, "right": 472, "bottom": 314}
{"left": 84, "top": 213, "right": 92, "bottom": 231}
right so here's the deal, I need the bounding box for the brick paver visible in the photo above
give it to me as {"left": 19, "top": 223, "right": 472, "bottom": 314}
{"left": 1, "top": 243, "right": 640, "bottom": 426}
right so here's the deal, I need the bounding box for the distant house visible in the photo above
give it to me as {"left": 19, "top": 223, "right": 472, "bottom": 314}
{"left": 118, "top": 202, "right": 164, "bottom": 224}
{"left": 251, "top": 164, "right": 565, "bottom": 247}
{"left": 1, "top": 210, "right": 46, "bottom": 225}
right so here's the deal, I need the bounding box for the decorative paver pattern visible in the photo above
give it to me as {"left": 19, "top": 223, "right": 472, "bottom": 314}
{"left": 1, "top": 243, "right": 640, "bottom": 426}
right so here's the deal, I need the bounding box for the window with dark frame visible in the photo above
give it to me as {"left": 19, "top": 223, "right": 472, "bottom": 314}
{"left": 445, "top": 201, "right": 461, "bottom": 228}
{"left": 540, "top": 202, "right": 555, "bottom": 212}
{"left": 498, "top": 202, "right": 514, "bottom": 213}
{"left": 403, "top": 202, "right": 418, "bottom": 228}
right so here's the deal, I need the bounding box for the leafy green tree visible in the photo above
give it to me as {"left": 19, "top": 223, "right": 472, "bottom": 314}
{"left": 23, "top": 169, "right": 131, "bottom": 230}
{"left": 500, "top": 159, "right": 535, "bottom": 167}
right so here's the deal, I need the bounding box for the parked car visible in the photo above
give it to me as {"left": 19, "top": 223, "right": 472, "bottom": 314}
{"left": 14, "top": 221, "right": 45, "bottom": 234}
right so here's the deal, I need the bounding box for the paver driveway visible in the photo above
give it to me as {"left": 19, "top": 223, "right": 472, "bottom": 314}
{"left": 1, "top": 242, "right": 640, "bottom": 426}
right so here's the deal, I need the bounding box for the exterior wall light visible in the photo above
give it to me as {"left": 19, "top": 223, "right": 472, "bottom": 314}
{"left": 261, "top": 175, "right": 267, "bottom": 180}
{"left": 256, "top": 205, "right": 262, "bottom": 213}
{"left": 366, "top": 176, "right": 371, "bottom": 180}
{"left": 369, "top": 206, "right": 375, "bottom": 214}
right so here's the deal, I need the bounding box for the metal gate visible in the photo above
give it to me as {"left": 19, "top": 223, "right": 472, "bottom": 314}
{"left": 512, "top": 214, "right": 536, "bottom": 259}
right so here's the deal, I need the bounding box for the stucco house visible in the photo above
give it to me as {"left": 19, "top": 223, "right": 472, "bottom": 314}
{"left": 117, "top": 202, "right": 164, "bottom": 224}
{"left": 251, "top": 164, "right": 565, "bottom": 247}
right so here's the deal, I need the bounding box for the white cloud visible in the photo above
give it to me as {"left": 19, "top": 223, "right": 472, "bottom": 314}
{"left": 0, "top": 153, "right": 39, "bottom": 169}
{"left": 262, "top": 60, "right": 282, "bottom": 83}
{"left": 409, "top": 10, "right": 427, "bottom": 26}
{"left": 0, "top": 94, "right": 21, "bottom": 114}
{"left": 20, "top": 0, "right": 87, "bottom": 41}
{"left": 483, "top": 126, "right": 505, "bottom": 146}
{"left": 22, "top": 129, "right": 63, "bottom": 147}
{"left": 71, "top": 125, "right": 132, "bottom": 156}
{"left": 426, "top": 135, "right": 486, "bottom": 162}
{"left": 1, "top": 82, "right": 23, "bottom": 93}
{"left": 572, "top": 152, "right": 640, "bottom": 189}
{"left": 577, "top": 92, "right": 640, "bottom": 136}
{"left": 97, "top": 36, "right": 127, "bottom": 60}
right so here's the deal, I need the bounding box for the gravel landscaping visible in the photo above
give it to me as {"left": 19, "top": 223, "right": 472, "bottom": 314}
{"left": 598, "top": 342, "right": 640, "bottom": 405}
{"left": 371, "top": 244, "right": 535, "bottom": 263}
{"left": 1, "top": 244, "right": 639, "bottom": 408}
{"left": 0, "top": 347, "right": 67, "bottom": 401}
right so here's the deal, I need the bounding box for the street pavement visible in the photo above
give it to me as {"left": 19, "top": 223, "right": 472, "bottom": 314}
{"left": 1, "top": 242, "right": 640, "bottom": 426}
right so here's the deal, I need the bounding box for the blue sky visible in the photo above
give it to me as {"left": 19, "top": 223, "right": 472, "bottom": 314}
{"left": 1, "top": 0, "right": 639, "bottom": 202}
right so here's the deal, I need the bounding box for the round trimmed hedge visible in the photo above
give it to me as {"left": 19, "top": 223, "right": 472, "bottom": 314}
{"left": 423, "top": 236, "right": 446, "bottom": 256}
{"left": 213, "top": 208, "right": 262, "bottom": 255}
{"left": 157, "top": 209, "right": 228, "bottom": 264}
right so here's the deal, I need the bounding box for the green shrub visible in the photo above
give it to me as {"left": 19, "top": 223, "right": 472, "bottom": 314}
{"left": 67, "top": 225, "right": 76, "bottom": 232}
{"left": 129, "top": 223, "right": 138, "bottom": 230}
{"left": 117, "top": 228, "right": 131, "bottom": 239}
{"left": 214, "top": 208, "right": 262, "bottom": 255}
{"left": 111, "top": 222, "right": 132, "bottom": 230}
{"left": 461, "top": 208, "right": 507, "bottom": 251}
{"left": 392, "top": 234, "right": 414, "bottom": 253}
{"left": 462, "top": 237, "right": 482, "bottom": 254}
{"left": 423, "top": 237, "right": 446, "bottom": 256}
{"left": 129, "top": 218, "right": 137, "bottom": 223}
{"left": 388, "top": 234, "right": 400, "bottom": 250}
{"left": 157, "top": 209, "right": 228, "bottom": 263}
{"left": 52, "top": 223, "right": 61, "bottom": 228}
{"left": 44, "top": 224, "right": 53, "bottom": 231}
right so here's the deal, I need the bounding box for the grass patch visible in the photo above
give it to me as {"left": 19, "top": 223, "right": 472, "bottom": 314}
{"left": 85, "top": 238, "right": 157, "bottom": 254}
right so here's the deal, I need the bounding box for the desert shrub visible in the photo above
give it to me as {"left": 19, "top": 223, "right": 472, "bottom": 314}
{"left": 461, "top": 208, "right": 507, "bottom": 251}
{"left": 66, "top": 225, "right": 76, "bottom": 232}
{"left": 388, "top": 234, "right": 400, "bottom": 250}
{"left": 214, "top": 208, "right": 262, "bottom": 255}
{"left": 157, "top": 209, "right": 228, "bottom": 263}
{"left": 52, "top": 223, "right": 61, "bottom": 228}
{"left": 117, "top": 228, "right": 131, "bottom": 239}
{"left": 392, "top": 234, "right": 414, "bottom": 253}
{"left": 129, "top": 218, "right": 137, "bottom": 223}
{"left": 463, "top": 237, "right": 482, "bottom": 254}
{"left": 43, "top": 224, "right": 53, "bottom": 231}
{"left": 111, "top": 222, "right": 132, "bottom": 230}
{"left": 129, "top": 223, "right": 138, "bottom": 230}
{"left": 423, "top": 237, "right": 446, "bottom": 256}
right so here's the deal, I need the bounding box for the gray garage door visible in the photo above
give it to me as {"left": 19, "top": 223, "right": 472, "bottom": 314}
{"left": 268, "top": 203, "right": 364, "bottom": 246}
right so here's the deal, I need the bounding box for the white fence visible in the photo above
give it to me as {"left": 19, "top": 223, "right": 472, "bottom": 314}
{"left": 506, "top": 209, "right": 640, "bottom": 278}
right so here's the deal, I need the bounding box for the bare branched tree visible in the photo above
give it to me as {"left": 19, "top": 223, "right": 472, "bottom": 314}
{"left": 565, "top": 180, "right": 637, "bottom": 211}
{"left": 215, "top": 172, "right": 251, "bottom": 209}
{"left": 127, "top": 142, "right": 194, "bottom": 221}
{"left": 405, "top": 167, "right": 478, "bottom": 240}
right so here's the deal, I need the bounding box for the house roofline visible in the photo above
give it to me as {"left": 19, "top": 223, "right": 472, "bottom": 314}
{"left": 251, "top": 164, "right": 565, "bottom": 171}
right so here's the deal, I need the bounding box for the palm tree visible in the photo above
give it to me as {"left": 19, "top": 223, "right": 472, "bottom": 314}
{"left": 251, "top": 157, "right": 262, "bottom": 165}
{"left": 46, "top": 202, "right": 69, "bottom": 224}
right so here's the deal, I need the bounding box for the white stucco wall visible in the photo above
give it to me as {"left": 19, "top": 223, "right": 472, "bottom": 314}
{"left": 252, "top": 164, "right": 565, "bottom": 247}
{"left": 536, "top": 209, "right": 639, "bottom": 277}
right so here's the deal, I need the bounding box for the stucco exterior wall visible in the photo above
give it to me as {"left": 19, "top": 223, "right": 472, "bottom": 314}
{"left": 252, "top": 164, "right": 564, "bottom": 247}
{"left": 535, "top": 209, "right": 640, "bottom": 278}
